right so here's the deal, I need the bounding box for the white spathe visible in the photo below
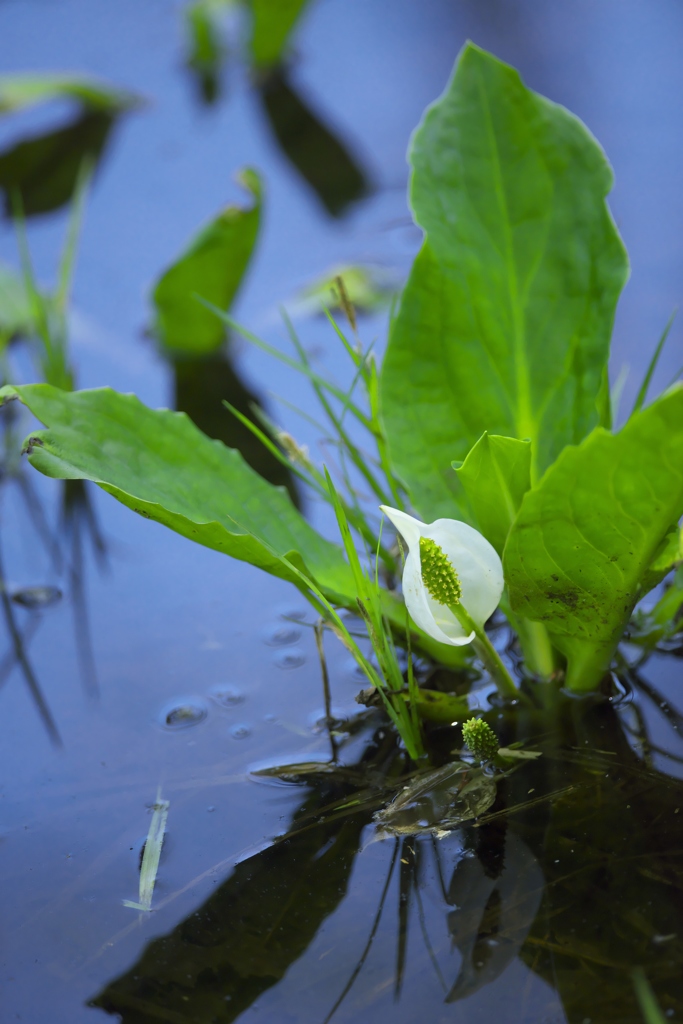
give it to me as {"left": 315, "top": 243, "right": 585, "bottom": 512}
{"left": 380, "top": 506, "right": 504, "bottom": 647}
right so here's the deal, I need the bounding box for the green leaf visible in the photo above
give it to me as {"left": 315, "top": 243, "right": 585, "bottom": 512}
{"left": 0, "top": 72, "right": 139, "bottom": 115}
{"left": 0, "top": 383, "right": 353, "bottom": 600}
{"left": 454, "top": 432, "right": 531, "bottom": 555}
{"left": 249, "top": 0, "right": 310, "bottom": 69}
{"left": 0, "top": 382, "right": 468, "bottom": 669}
{"left": 406, "top": 688, "right": 470, "bottom": 725}
{"left": 641, "top": 525, "right": 682, "bottom": 595}
{"left": 504, "top": 385, "right": 683, "bottom": 692}
{"left": 152, "top": 169, "right": 261, "bottom": 355}
{"left": 381, "top": 43, "right": 628, "bottom": 520}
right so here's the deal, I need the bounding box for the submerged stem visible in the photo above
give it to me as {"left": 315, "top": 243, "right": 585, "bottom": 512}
{"left": 450, "top": 602, "right": 518, "bottom": 700}
{"left": 519, "top": 618, "right": 556, "bottom": 678}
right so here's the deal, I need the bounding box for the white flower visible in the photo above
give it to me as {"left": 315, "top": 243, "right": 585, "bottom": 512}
{"left": 380, "top": 506, "right": 504, "bottom": 647}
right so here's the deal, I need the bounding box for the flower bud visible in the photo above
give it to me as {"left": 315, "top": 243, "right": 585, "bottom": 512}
{"left": 462, "top": 717, "right": 499, "bottom": 761}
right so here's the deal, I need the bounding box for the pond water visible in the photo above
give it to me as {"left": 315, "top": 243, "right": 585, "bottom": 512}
{"left": 1, "top": 2, "right": 682, "bottom": 1022}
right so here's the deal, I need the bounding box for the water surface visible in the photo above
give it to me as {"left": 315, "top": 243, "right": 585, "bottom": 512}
{"left": 1, "top": 2, "right": 682, "bottom": 1021}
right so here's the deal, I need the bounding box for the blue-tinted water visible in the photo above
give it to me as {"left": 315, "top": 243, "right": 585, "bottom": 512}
{"left": 0, "top": 2, "right": 682, "bottom": 1021}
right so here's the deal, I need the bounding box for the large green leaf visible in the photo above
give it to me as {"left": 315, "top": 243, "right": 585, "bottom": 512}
{"left": 0, "top": 382, "right": 466, "bottom": 666}
{"left": 504, "top": 385, "right": 683, "bottom": 692}
{"left": 381, "top": 43, "right": 628, "bottom": 520}
{"left": 454, "top": 432, "right": 531, "bottom": 556}
{"left": 0, "top": 73, "right": 139, "bottom": 115}
{"left": 152, "top": 169, "right": 261, "bottom": 355}
{"left": 0, "top": 383, "right": 351, "bottom": 599}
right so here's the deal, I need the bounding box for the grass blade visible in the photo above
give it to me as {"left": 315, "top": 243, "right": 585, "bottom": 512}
{"left": 56, "top": 158, "right": 91, "bottom": 314}
{"left": 222, "top": 399, "right": 326, "bottom": 496}
{"left": 198, "top": 301, "right": 374, "bottom": 430}
{"left": 283, "top": 311, "right": 390, "bottom": 503}
{"left": 631, "top": 968, "right": 668, "bottom": 1024}
{"left": 630, "top": 309, "right": 677, "bottom": 417}
{"left": 123, "top": 790, "right": 169, "bottom": 912}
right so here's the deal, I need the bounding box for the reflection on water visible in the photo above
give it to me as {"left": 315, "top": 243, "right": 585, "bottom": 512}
{"left": 0, "top": 418, "right": 105, "bottom": 737}
{"left": 60, "top": 477, "right": 107, "bottom": 701}
{"left": 0, "top": 110, "right": 120, "bottom": 218}
{"left": 172, "top": 347, "right": 299, "bottom": 506}
{"left": 92, "top": 697, "right": 683, "bottom": 1022}
{"left": 258, "top": 68, "right": 369, "bottom": 218}
{"left": 0, "top": 532, "right": 62, "bottom": 744}
{"left": 92, "top": 733, "right": 383, "bottom": 1023}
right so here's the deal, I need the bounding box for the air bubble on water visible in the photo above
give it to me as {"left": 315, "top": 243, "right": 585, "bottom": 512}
{"left": 208, "top": 684, "right": 245, "bottom": 708}
{"left": 230, "top": 724, "right": 252, "bottom": 740}
{"left": 276, "top": 604, "right": 312, "bottom": 623}
{"left": 339, "top": 610, "right": 365, "bottom": 631}
{"left": 274, "top": 649, "right": 306, "bottom": 670}
{"left": 12, "top": 585, "right": 62, "bottom": 610}
{"left": 345, "top": 659, "right": 368, "bottom": 682}
{"left": 310, "top": 709, "right": 348, "bottom": 734}
{"left": 262, "top": 624, "right": 302, "bottom": 647}
{"left": 160, "top": 699, "right": 208, "bottom": 730}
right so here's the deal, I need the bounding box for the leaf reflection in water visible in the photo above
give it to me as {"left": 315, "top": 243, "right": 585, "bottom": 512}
{"left": 445, "top": 831, "right": 543, "bottom": 1001}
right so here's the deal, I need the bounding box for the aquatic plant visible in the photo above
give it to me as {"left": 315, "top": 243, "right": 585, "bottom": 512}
{"left": 1, "top": 43, "right": 682, "bottom": 753}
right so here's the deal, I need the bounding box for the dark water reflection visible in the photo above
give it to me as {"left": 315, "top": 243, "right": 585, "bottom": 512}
{"left": 91, "top": 701, "right": 683, "bottom": 1023}
{"left": 172, "top": 346, "right": 299, "bottom": 505}
{"left": 1, "top": 2, "right": 683, "bottom": 1022}
{"left": 257, "top": 67, "right": 370, "bottom": 218}
{"left": 0, "top": 109, "right": 119, "bottom": 218}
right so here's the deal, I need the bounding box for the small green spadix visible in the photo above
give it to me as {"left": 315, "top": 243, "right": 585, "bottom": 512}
{"left": 419, "top": 536, "right": 462, "bottom": 607}
{"left": 462, "top": 717, "right": 499, "bottom": 761}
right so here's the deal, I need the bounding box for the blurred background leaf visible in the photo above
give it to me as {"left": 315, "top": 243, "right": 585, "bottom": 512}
{"left": 248, "top": 0, "right": 311, "bottom": 70}
{"left": 152, "top": 168, "right": 261, "bottom": 356}
{"left": 0, "top": 72, "right": 139, "bottom": 115}
{"left": 288, "top": 263, "right": 398, "bottom": 320}
{"left": 184, "top": 0, "right": 237, "bottom": 104}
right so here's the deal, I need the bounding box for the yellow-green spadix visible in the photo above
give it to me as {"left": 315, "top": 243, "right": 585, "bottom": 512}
{"left": 380, "top": 506, "right": 504, "bottom": 647}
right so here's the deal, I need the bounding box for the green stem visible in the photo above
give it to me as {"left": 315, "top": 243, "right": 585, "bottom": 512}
{"left": 519, "top": 619, "right": 556, "bottom": 678}
{"left": 499, "top": 594, "right": 555, "bottom": 679}
{"left": 564, "top": 638, "right": 614, "bottom": 693}
{"left": 450, "top": 603, "right": 518, "bottom": 700}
